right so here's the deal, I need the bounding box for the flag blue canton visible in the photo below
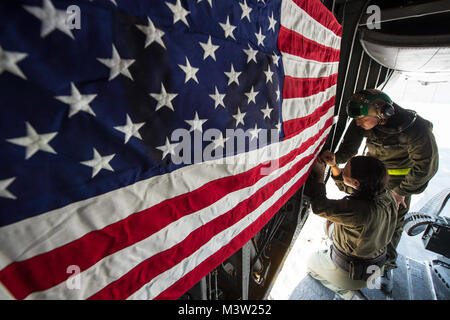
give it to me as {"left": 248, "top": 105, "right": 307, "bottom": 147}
{"left": 0, "top": 0, "right": 284, "bottom": 226}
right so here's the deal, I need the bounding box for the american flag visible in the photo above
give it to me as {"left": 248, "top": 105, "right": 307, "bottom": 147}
{"left": 0, "top": 0, "right": 341, "bottom": 299}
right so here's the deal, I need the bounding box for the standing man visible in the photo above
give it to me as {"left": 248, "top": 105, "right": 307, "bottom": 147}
{"left": 321, "top": 89, "right": 439, "bottom": 294}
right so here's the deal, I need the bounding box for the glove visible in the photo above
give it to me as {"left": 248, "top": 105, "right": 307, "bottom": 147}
{"left": 320, "top": 150, "right": 336, "bottom": 167}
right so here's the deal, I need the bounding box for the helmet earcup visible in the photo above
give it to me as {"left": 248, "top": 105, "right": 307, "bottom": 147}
{"left": 380, "top": 103, "right": 395, "bottom": 118}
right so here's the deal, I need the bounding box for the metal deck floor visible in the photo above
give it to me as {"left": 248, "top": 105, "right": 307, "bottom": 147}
{"left": 288, "top": 253, "right": 450, "bottom": 300}
{"left": 269, "top": 212, "right": 450, "bottom": 300}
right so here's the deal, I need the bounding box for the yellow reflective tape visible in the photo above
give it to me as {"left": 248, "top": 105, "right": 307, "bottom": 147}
{"left": 387, "top": 168, "right": 411, "bottom": 176}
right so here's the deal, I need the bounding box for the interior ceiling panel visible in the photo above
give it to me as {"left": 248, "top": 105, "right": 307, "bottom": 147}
{"left": 360, "top": 30, "right": 450, "bottom": 73}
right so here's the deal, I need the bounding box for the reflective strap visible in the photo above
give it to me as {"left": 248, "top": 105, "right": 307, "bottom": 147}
{"left": 387, "top": 168, "right": 411, "bottom": 176}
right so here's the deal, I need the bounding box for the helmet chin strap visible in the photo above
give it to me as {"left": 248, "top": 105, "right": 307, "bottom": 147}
{"left": 376, "top": 115, "right": 385, "bottom": 125}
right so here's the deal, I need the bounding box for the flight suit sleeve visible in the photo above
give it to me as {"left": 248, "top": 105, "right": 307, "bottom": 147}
{"left": 309, "top": 182, "right": 365, "bottom": 227}
{"left": 331, "top": 171, "right": 355, "bottom": 195}
{"left": 334, "top": 120, "right": 365, "bottom": 164}
{"left": 392, "top": 123, "right": 439, "bottom": 196}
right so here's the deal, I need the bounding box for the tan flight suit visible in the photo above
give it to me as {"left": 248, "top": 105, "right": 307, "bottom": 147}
{"left": 306, "top": 174, "right": 397, "bottom": 299}
{"left": 334, "top": 105, "right": 439, "bottom": 270}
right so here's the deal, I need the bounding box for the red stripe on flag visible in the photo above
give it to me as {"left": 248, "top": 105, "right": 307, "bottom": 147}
{"left": 291, "top": 0, "right": 342, "bottom": 36}
{"left": 89, "top": 127, "right": 331, "bottom": 300}
{"left": 282, "top": 74, "right": 338, "bottom": 100}
{"left": 283, "top": 96, "right": 335, "bottom": 137}
{"left": 154, "top": 136, "right": 328, "bottom": 300}
{"left": 0, "top": 121, "right": 331, "bottom": 300}
{"left": 278, "top": 25, "right": 340, "bottom": 63}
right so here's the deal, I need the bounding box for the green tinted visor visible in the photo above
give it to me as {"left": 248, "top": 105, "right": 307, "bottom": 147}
{"left": 346, "top": 94, "right": 370, "bottom": 119}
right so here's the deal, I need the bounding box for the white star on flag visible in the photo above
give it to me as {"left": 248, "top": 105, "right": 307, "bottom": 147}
{"left": 210, "top": 132, "right": 229, "bottom": 150}
{"left": 219, "top": 16, "right": 236, "bottom": 40}
{"left": 6, "top": 122, "right": 58, "bottom": 160}
{"left": 209, "top": 86, "right": 226, "bottom": 109}
{"left": 249, "top": 124, "right": 261, "bottom": 141}
{"left": 136, "top": 17, "right": 166, "bottom": 49}
{"left": 245, "top": 86, "right": 259, "bottom": 104}
{"left": 55, "top": 82, "right": 97, "bottom": 118}
{"left": 254, "top": 28, "right": 265, "bottom": 46}
{"left": 197, "top": 0, "right": 213, "bottom": 7}
{"left": 264, "top": 65, "right": 273, "bottom": 84}
{"left": 243, "top": 44, "right": 258, "bottom": 63}
{"left": 232, "top": 107, "right": 246, "bottom": 127}
{"left": 80, "top": 148, "right": 116, "bottom": 178}
{"left": 0, "top": 46, "right": 28, "bottom": 79}
{"left": 261, "top": 103, "right": 273, "bottom": 119}
{"left": 150, "top": 83, "right": 178, "bottom": 111}
{"left": 114, "top": 114, "right": 145, "bottom": 144}
{"left": 199, "top": 36, "right": 220, "bottom": 61}
{"left": 239, "top": 0, "right": 252, "bottom": 22}
{"left": 0, "top": 177, "right": 17, "bottom": 200}
{"left": 23, "top": 0, "right": 75, "bottom": 39}
{"left": 272, "top": 52, "right": 280, "bottom": 66}
{"left": 167, "top": 0, "right": 190, "bottom": 27}
{"left": 276, "top": 121, "right": 281, "bottom": 131}
{"left": 178, "top": 57, "right": 199, "bottom": 84}
{"left": 157, "top": 138, "right": 179, "bottom": 159}
{"left": 97, "top": 45, "right": 135, "bottom": 81}
{"left": 224, "top": 64, "right": 241, "bottom": 86}
{"left": 185, "top": 112, "right": 208, "bottom": 132}
{"left": 268, "top": 12, "right": 277, "bottom": 32}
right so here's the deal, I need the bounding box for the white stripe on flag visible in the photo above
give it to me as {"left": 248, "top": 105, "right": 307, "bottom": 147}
{"left": 282, "top": 84, "right": 337, "bottom": 122}
{"left": 282, "top": 53, "right": 339, "bottom": 79}
{"left": 281, "top": 0, "right": 341, "bottom": 50}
